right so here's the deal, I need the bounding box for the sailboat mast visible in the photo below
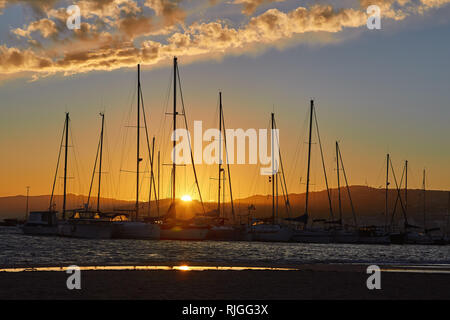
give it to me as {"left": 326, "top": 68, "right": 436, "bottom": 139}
{"left": 304, "top": 100, "right": 314, "bottom": 221}
{"left": 222, "top": 169, "right": 225, "bottom": 217}
{"left": 62, "top": 112, "right": 69, "bottom": 220}
{"left": 385, "top": 153, "right": 389, "bottom": 231}
{"left": 149, "top": 137, "right": 155, "bottom": 216}
{"left": 337, "top": 142, "right": 357, "bottom": 227}
{"left": 218, "top": 92, "right": 222, "bottom": 215}
{"left": 405, "top": 160, "right": 408, "bottom": 217}
{"left": 172, "top": 57, "right": 177, "bottom": 204}
{"left": 271, "top": 112, "right": 275, "bottom": 224}
{"left": 423, "top": 168, "right": 426, "bottom": 230}
{"left": 274, "top": 115, "right": 278, "bottom": 220}
{"left": 447, "top": 192, "right": 450, "bottom": 237}
{"left": 220, "top": 97, "right": 235, "bottom": 222}
{"left": 25, "top": 186, "right": 30, "bottom": 221}
{"left": 136, "top": 64, "right": 141, "bottom": 219}
{"left": 336, "top": 141, "right": 342, "bottom": 224}
{"left": 158, "top": 150, "right": 160, "bottom": 217}
{"left": 97, "top": 112, "right": 104, "bottom": 212}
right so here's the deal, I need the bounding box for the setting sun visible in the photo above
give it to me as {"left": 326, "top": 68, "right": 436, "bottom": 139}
{"left": 181, "top": 195, "right": 192, "bottom": 202}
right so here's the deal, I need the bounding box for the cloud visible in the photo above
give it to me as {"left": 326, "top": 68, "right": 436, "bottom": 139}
{"left": 144, "top": 0, "right": 186, "bottom": 25}
{"left": 0, "top": 4, "right": 371, "bottom": 76}
{"left": 0, "top": 0, "right": 449, "bottom": 79}
{"left": 13, "top": 18, "right": 58, "bottom": 38}
{"left": 233, "top": 0, "right": 284, "bottom": 15}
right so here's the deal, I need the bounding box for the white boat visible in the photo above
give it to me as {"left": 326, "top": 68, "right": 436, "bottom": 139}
{"left": 112, "top": 221, "right": 160, "bottom": 239}
{"left": 250, "top": 223, "right": 293, "bottom": 242}
{"left": 58, "top": 219, "right": 114, "bottom": 239}
{"left": 22, "top": 211, "right": 58, "bottom": 236}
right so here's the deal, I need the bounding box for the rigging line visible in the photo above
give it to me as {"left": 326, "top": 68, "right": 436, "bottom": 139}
{"left": 313, "top": 106, "right": 334, "bottom": 220}
{"left": 86, "top": 132, "right": 101, "bottom": 211}
{"left": 374, "top": 156, "right": 386, "bottom": 188}
{"left": 273, "top": 118, "right": 291, "bottom": 217}
{"left": 49, "top": 118, "right": 66, "bottom": 211}
{"left": 116, "top": 84, "right": 137, "bottom": 201}
{"left": 389, "top": 158, "right": 408, "bottom": 226}
{"left": 115, "top": 76, "right": 137, "bottom": 192}
{"left": 158, "top": 73, "right": 174, "bottom": 200}
{"left": 287, "top": 108, "right": 309, "bottom": 193}
{"left": 103, "top": 122, "right": 116, "bottom": 203}
{"left": 337, "top": 144, "right": 357, "bottom": 227}
{"left": 156, "top": 70, "right": 173, "bottom": 151}
{"left": 69, "top": 124, "right": 86, "bottom": 207}
{"left": 176, "top": 64, "right": 205, "bottom": 213}
{"left": 220, "top": 98, "right": 235, "bottom": 221}
{"left": 140, "top": 84, "right": 158, "bottom": 205}
{"left": 197, "top": 95, "right": 219, "bottom": 201}
{"left": 200, "top": 95, "right": 220, "bottom": 202}
{"left": 390, "top": 163, "right": 405, "bottom": 227}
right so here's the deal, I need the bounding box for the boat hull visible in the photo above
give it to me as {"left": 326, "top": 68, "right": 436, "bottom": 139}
{"left": 290, "top": 230, "right": 332, "bottom": 243}
{"left": 58, "top": 221, "right": 113, "bottom": 239}
{"left": 160, "top": 227, "right": 209, "bottom": 240}
{"left": 390, "top": 232, "right": 435, "bottom": 245}
{"left": 112, "top": 222, "right": 160, "bottom": 239}
{"left": 22, "top": 224, "right": 58, "bottom": 236}
{"left": 357, "top": 235, "right": 391, "bottom": 244}
{"left": 332, "top": 231, "right": 359, "bottom": 244}
{"left": 250, "top": 225, "right": 293, "bottom": 242}
{"left": 206, "top": 226, "right": 251, "bottom": 241}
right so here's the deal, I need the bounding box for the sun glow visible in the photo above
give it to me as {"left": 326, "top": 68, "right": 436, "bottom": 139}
{"left": 176, "top": 265, "right": 191, "bottom": 271}
{"left": 181, "top": 195, "right": 192, "bottom": 202}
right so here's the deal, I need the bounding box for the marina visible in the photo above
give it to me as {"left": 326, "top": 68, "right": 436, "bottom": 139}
{"left": 10, "top": 57, "right": 450, "bottom": 245}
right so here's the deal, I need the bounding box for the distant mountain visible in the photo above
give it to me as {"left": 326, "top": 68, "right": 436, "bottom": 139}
{"left": 1, "top": 187, "right": 449, "bottom": 229}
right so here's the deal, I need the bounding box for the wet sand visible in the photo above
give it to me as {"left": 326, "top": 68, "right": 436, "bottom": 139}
{"left": 0, "top": 264, "right": 449, "bottom": 300}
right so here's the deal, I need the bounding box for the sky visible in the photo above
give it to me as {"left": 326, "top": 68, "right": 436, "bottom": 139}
{"left": 0, "top": 0, "right": 449, "bottom": 205}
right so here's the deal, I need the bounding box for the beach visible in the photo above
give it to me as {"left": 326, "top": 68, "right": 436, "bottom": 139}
{"left": 1, "top": 264, "right": 449, "bottom": 300}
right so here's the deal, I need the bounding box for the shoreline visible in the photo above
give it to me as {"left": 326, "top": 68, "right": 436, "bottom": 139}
{"left": 1, "top": 263, "right": 449, "bottom": 300}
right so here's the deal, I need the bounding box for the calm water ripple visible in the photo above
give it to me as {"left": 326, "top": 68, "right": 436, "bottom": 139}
{"left": 1, "top": 227, "right": 449, "bottom": 267}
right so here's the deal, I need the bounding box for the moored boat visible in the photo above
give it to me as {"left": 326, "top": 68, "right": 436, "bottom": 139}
{"left": 58, "top": 218, "right": 114, "bottom": 239}
{"left": 22, "top": 211, "right": 58, "bottom": 236}
{"left": 113, "top": 221, "right": 160, "bottom": 239}
{"left": 160, "top": 221, "right": 209, "bottom": 241}
{"left": 290, "top": 228, "right": 332, "bottom": 243}
{"left": 250, "top": 222, "right": 293, "bottom": 242}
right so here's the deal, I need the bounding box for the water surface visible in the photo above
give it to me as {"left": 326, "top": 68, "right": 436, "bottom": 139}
{"left": 1, "top": 227, "right": 449, "bottom": 267}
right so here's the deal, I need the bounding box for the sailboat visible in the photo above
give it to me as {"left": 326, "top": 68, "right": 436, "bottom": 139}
{"left": 329, "top": 142, "right": 389, "bottom": 244}
{"left": 404, "top": 168, "right": 434, "bottom": 244}
{"left": 388, "top": 161, "right": 436, "bottom": 244}
{"left": 288, "top": 100, "right": 333, "bottom": 243}
{"left": 250, "top": 113, "right": 293, "bottom": 242}
{"left": 204, "top": 92, "right": 251, "bottom": 241}
{"left": 112, "top": 64, "right": 160, "bottom": 239}
{"left": 57, "top": 113, "right": 116, "bottom": 239}
{"left": 22, "top": 114, "right": 70, "bottom": 236}
{"left": 433, "top": 192, "right": 449, "bottom": 245}
{"left": 329, "top": 141, "right": 361, "bottom": 244}
{"left": 159, "top": 57, "right": 209, "bottom": 241}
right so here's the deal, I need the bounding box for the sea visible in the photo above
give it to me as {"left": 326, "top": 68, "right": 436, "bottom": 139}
{"left": 1, "top": 226, "right": 449, "bottom": 267}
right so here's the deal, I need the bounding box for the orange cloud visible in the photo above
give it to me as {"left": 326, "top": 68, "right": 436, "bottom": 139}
{"left": 0, "top": 0, "right": 449, "bottom": 79}
{"left": 13, "top": 18, "right": 58, "bottom": 38}
{"left": 233, "top": 0, "right": 284, "bottom": 15}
